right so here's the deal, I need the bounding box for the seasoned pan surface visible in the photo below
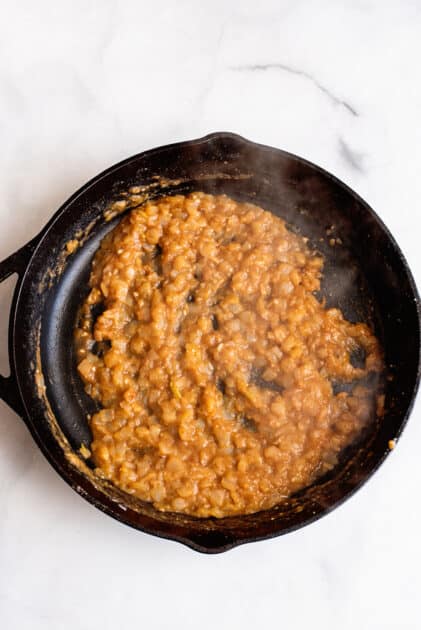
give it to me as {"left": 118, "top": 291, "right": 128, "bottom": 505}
{"left": 1, "top": 133, "right": 419, "bottom": 552}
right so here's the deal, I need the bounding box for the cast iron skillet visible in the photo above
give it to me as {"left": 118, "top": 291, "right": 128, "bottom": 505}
{"left": 0, "top": 132, "right": 419, "bottom": 553}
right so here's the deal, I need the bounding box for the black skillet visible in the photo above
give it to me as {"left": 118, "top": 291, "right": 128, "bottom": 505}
{"left": 0, "top": 132, "right": 419, "bottom": 553}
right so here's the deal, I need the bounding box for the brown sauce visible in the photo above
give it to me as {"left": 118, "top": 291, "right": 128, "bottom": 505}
{"left": 75, "top": 192, "right": 383, "bottom": 517}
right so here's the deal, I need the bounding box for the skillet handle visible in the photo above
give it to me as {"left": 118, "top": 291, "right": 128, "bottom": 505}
{"left": 0, "top": 238, "right": 39, "bottom": 416}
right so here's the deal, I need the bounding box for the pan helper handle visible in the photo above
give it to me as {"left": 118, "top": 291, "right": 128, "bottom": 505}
{"left": 0, "top": 238, "right": 38, "bottom": 415}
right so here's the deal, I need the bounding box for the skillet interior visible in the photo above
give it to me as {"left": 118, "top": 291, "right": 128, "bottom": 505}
{"left": 12, "top": 133, "right": 421, "bottom": 552}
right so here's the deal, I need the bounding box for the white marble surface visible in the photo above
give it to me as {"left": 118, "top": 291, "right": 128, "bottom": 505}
{"left": 1, "top": 1, "right": 420, "bottom": 628}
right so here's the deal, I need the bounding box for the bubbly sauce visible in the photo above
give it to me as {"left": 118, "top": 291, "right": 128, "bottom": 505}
{"left": 75, "top": 192, "right": 383, "bottom": 517}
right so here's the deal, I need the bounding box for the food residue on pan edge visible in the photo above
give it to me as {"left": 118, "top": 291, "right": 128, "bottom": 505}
{"left": 75, "top": 192, "right": 384, "bottom": 517}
